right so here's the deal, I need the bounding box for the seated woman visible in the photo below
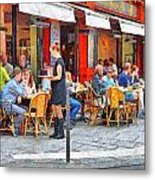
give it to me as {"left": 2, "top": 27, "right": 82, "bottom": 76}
{"left": 66, "top": 71, "right": 81, "bottom": 126}
{"left": 130, "top": 65, "right": 145, "bottom": 116}
{"left": 102, "top": 68, "right": 115, "bottom": 90}
{"left": 131, "top": 65, "right": 140, "bottom": 84}
{"left": 92, "top": 65, "right": 106, "bottom": 95}
{"left": 92, "top": 65, "right": 108, "bottom": 108}
{"left": 22, "top": 68, "right": 37, "bottom": 96}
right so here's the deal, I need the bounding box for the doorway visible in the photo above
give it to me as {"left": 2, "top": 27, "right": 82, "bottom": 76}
{"left": 61, "top": 24, "right": 77, "bottom": 81}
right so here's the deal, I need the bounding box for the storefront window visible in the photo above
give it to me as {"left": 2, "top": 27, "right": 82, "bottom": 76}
{"left": 123, "top": 34, "right": 136, "bottom": 64}
{"left": 17, "top": 12, "right": 31, "bottom": 64}
{"left": 88, "top": 31, "right": 98, "bottom": 68}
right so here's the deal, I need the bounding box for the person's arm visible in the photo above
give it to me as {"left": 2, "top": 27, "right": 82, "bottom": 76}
{"left": 3, "top": 68, "right": 10, "bottom": 82}
{"left": 9, "top": 81, "right": 26, "bottom": 97}
{"left": 127, "top": 75, "right": 132, "bottom": 86}
{"left": 92, "top": 76, "right": 100, "bottom": 93}
{"left": 48, "top": 64, "right": 62, "bottom": 81}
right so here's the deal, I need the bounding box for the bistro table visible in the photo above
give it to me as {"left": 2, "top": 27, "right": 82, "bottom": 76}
{"left": 38, "top": 75, "right": 53, "bottom": 79}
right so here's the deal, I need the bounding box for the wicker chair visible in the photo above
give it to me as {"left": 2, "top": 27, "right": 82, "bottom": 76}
{"left": 24, "top": 92, "right": 49, "bottom": 139}
{"left": 84, "top": 81, "right": 103, "bottom": 125}
{"left": 106, "top": 87, "right": 127, "bottom": 127}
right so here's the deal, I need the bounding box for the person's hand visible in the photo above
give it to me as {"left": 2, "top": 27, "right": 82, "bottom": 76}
{"left": 17, "top": 96, "right": 22, "bottom": 104}
{"left": 49, "top": 76, "right": 55, "bottom": 81}
{"left": 23, "top": 91, "right": 29, "bottom": 99}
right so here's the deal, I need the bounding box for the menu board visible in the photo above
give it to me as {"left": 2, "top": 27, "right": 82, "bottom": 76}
{"left": 50, "top": 21, "right": 60, "bottom": 65}
{"left": 50, "top": 21, "right": 60, "bottom": 45}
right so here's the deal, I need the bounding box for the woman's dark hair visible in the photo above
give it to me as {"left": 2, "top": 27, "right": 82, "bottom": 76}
{"left": 109, "top": 57, "right": 114, "bottom": 63}
{"left": 103, "top": 59, "right": 109, "bottom": 66}
{"left": 131, "top": 65, "right": 138, "bottom": 73}
{"left": 24, "top": 69, "right": 34, "bottom": 88}
{"left": 98, "top": 59, "right": 103, "bottom": 65}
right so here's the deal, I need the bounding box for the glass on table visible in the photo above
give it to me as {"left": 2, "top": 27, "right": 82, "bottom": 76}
{"left": 38, "top": 84, "right": 42, "bottom": 92}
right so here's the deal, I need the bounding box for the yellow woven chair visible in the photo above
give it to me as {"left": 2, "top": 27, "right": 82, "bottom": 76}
{"left": 106, "top": 87, "right": 126, "bottom": 127}
{"left": 24, "top": 92, "right": 49, "bottom": 139}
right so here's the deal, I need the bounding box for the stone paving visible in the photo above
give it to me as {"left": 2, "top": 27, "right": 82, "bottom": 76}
{"left": 0, "top": 119, "right": 145, "bottom": 169}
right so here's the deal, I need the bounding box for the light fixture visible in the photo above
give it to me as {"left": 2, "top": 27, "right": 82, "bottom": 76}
{"left": 113, "top": 34, "right": 121, "bottom": 39}
{"left": 32, "top": 21, "right": 50, "bottom": 27}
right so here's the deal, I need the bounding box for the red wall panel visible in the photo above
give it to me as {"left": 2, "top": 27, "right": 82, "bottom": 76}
{"left": 43, "top": 27, "right": 50, "bottom": 65}
{"left": 79, "top": 32, "right": 94, "bottom": 83}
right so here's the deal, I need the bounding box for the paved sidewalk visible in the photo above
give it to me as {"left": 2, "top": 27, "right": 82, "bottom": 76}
{"left": 0, "top": 119, "right": 145, "bottom": 169}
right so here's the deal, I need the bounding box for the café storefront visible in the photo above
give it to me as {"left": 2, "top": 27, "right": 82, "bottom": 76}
{"left": 0, "top": 2, "right": 145, "bottom": 83}
{"left": 70, "top": 1, "right": 145, "bottom": 81}
{"left": 0, "top": 3, "right": 76, "bottom": 81}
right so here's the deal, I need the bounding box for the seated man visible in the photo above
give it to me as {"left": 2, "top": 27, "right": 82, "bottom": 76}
{"left": 118, "top": 63, "right": 132, "bottom": 88}
{"left": 1, "top": 67, "right": 27, "bottom": 136}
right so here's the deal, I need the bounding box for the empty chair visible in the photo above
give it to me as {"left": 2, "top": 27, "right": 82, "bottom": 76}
{"left": 24, "top": 92, "right": 49, "bottom": 139}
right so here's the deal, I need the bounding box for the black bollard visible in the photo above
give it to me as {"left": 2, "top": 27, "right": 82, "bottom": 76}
{"left": 65, "top": 85, "right": 71, "bottom": 163}
{"left": 66, "top": 129, "right": 70, "bottom": 163}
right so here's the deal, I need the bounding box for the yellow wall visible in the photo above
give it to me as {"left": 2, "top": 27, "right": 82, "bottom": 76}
{"left": 98, "top": 32, "right": 116, "bottom": 62}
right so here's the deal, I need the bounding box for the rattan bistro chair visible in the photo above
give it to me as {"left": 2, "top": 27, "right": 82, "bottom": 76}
{"left": 84, "top": 81, "right": 103, "bottom": 125}
{"left": 24, "top": 92, "right": 49, "bottom": 139}
{"left": 106, "top": 87, "right": 127, "bottom": 127}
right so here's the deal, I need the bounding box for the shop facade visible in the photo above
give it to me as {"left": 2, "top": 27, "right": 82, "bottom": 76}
{"left": 73, "top": 1, "right": 145, "bottom": 82}
{"left": 0, "top": 3, "right": 76, "bottom": 81}
{"left": 0, "top": 1, "right": 145, "bottom": 83}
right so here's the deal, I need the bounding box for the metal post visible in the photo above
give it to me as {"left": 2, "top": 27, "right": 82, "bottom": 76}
{"left": 66, "top": 129, "right": 70, "bottom": 162}
{"left": 65, "top": 88, "right": 71, "bottom": 163}
{"left": 12, "top": 5, "right": 17, "bottom": 66}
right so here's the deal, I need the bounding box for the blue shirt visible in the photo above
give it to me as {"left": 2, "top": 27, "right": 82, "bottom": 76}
{"left": 103, "top": 75, "right": 115, "bottom": 90}
{"left": 2, "top": 78, "right": 26, "bottom": 103}
{"left": 118, "top": 71, "right": 131, "bottom": 88}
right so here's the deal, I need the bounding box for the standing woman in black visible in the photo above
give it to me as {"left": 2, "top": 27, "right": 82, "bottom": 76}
{"left": 49, "top": 42, "right": 66, "bottom": 139}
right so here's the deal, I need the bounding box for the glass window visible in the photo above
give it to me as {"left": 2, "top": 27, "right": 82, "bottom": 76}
{"left": 88, "top": 31, "right": 98, "bottom": 68}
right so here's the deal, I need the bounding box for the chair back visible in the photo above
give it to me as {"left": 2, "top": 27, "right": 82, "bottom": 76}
{"left": 107, "top": 87, "right": 125, "bottom": 108}
{"left": 84, "top": 81, "right": 101, "bottom": 107}
{"left": 28, "top": 92, "right": 49, "bottom": 117}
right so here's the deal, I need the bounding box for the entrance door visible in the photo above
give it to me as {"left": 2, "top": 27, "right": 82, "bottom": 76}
{"left": 61, "top": 24, "right": 77, "bottom": 81}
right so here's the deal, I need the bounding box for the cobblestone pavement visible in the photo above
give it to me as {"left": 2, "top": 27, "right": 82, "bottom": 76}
{"left": 0, "top": 119, "right": 145, "bottom": 169}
